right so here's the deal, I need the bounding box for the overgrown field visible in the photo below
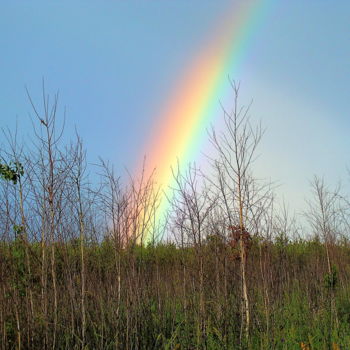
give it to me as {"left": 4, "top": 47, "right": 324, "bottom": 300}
{"left": 1, "top": 86, "right": 350, "bottom": 349}
{"left": 1, "top": 238, "right": 350, "bottom": 349}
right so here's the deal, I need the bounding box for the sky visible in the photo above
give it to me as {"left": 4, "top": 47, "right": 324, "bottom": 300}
{"left": 1, "top": 1, "right": 350, "bottom": 220}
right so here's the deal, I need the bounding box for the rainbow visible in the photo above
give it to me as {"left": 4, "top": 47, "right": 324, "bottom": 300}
{"left": 136, "top": 0, "right": 272, "bottom": 241}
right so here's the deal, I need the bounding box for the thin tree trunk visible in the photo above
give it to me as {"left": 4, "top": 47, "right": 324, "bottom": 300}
{"left": 18, "top": 180, "right": 34, "bottom": 347}
{"left": 238, "top": 182, "right": 249, "bottom": 346}
{"left": 77, "top": 185, "right": 86, "bottom": 349}
{"left": 14, "top": 295, "right": 21, "bottom": 350}
{"left": 40, "top": 200, "right": 48, "bottom": 349}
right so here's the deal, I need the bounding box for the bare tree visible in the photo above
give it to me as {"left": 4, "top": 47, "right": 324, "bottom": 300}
{"left": 170, "top": 162, "right": 215, "bottom": 347}
{"left": 305, "top": 176, "right": 344, "bottom": 348}
{"left": 0, "top": 127, "right": 39, "bottom": 348}
{"left": 26, "top": 83, "right": 69, "bottom": 349}
{"left": 207, "top": 81, "right": 271, "bottom": 346}
{"left": 65, "top": 135, "right": 89, "bottom": 348}
{"left": 305, "top": 177, "right": 343, "bottom": 277}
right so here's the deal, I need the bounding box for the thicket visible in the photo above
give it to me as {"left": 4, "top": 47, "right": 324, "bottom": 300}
{"left": 1, "top": 85, "right": 350, "bottom": 349}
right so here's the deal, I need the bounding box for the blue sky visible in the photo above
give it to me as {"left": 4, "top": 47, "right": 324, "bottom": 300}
{"left": 1, "top": 1, "right": 350, "bottom": 215}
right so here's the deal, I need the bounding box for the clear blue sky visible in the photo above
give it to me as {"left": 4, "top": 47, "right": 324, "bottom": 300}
{"left": 1, "top": 1, "right": 350, "bottom": 215}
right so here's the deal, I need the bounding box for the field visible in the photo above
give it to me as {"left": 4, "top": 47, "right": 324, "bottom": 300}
{"left": 1, "top": 237, "right": 350, "bottom": 349}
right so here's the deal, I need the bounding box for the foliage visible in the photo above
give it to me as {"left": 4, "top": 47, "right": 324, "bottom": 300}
{"left": 0, "top": 161, "right": 23, "bottom": 184}
{"left": 324, "top": 265, "right": 338, "bottom": 291}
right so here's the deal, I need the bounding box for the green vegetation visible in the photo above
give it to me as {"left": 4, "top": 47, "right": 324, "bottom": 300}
{"left": 0, "top": 161, "right": 23, "bottom": 185}
{"left": 1, "top": 239, "right": 350, "bottom": 349}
